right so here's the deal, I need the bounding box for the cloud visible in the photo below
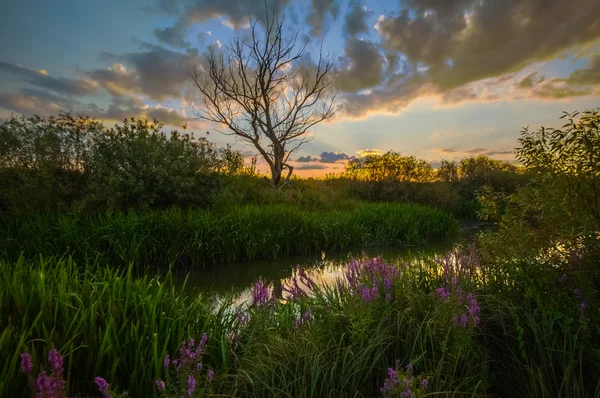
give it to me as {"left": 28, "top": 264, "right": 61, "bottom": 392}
{"left": 484, "top": 149, "right": 513, "bottom": 156}
{"left": 357, "top": 148, "right": 380, "bottom": 157}
{"left": 566, "top": 54, "right": 600, "bottom": 85}
{"left": 0, "top": 90, "right": 73, "bottom": 115}
{"left": 437, "top": 147, "right": 513, "bottom": 156}
{"left": 336, "top": 39, "right": 385, "bottom": 92}
{"left": 344, "top": 1, "right": 369, "bottom": 36}
{"left": 154, "top": 19, "right": 191, "bottom": 48}
{"left": 307, "top": 0, "right": 339, "bottom": 36}
{"left": 179, "top": 0, "right": 291, "bottom": 27}
{"left": 296, "top": 155, "right": 318, "bottom": 162}
{"left": 464, "top": 148, "right": 487, "bottom": 154}
{"left": 341, "top": 74, "right": 434, "bottom": 117}
{"left": 518, "top": 72, "right": 538, "bottom": 88}
{"left": 296, "top": 163, "right": 328, "bottom": 170}
{"left": 98, "top": 47, "right": 201, "bottom": 101}
{"left": 378, "top": 0, "right": 600, "bottom": 91}
{"left": 318, "top": 151, "right": 350, "bottom": 163}
{"left": 438, "top": 148, "right": 458, "bottom": 153}
{"left": 0, "top": 61, "right": 98, "bottom": 97}
{"left": 0, "top": 87, "right": 190, "bottom": 127}
{"left": 532, "top": 79, "right": 593, "bottom": 99}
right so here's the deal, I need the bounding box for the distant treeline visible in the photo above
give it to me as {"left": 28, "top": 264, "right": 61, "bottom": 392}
{"left": 0, "top": 113, "right": 525, "bottom": 216}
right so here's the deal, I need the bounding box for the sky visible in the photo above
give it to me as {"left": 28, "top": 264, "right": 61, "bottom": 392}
{"left": 1, "top": 0, "right": 599, "bottom": 176}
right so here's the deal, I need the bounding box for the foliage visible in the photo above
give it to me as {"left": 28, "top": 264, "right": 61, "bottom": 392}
{"left": 346, "top": 151, "right": 435, "bottom": 183}
{"left": 0, "top": 203, "right": 459, "bottom": 270}
{"left": 478, "top": 108, "right": 600, "bottom": 275}
{"left": 0, "top": 257, "right": 225, "bottom": 397}
{"left": 0, "top": 114, "right": 226, "bottom": 213}
{"left": 86, "top": 118, "right": 221, "bottom": 210}
{"left": 4, "top": 242, "right": 599, "bottom": 397}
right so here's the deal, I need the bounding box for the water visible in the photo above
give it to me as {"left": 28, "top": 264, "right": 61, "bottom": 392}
{"left": 174, "top": 223, "right": 487, "bottom": 299}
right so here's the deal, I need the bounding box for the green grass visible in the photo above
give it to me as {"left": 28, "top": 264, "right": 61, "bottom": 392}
{"left": 2, "top": 250, "right": 598, "bottom": 397}
{"left": 0, "top": 203, "right": 459, "bottom": 270}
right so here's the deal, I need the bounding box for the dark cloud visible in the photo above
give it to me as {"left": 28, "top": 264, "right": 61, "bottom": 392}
{"left": 518, "top": 73, "right": 536, "bottom": 88}
{"left": 438, "top": 148, "right": 458, "bottom": 153}
{"left": 98, "top": 47, "right": 201, "bottom": 101}
{"left": 308, "top": 0, "right": 339, "bottom": 36}
{"left": 378, "top": 0, "right": 600, "bottom": 90}
{"left": 344, "top": 1, "right": 369, "bottom": 36}
{"left": 336, "top": 39, "right": 385, "bottom": 92}
{"left": 342, "top": 74, "right": 433, "bottom": 117}
{"left": 319, "top": 151, "right": 350, "bottom": 163}
{"left": 88, "top": 63, "right": 140, "bottom": 99}
{"left": 484, "top": 149, "right": 513, "bottom": 156}
{"left": 567, "top": 54, "right": 600, "bottom": 85}
{"left": 296, "top": 155, "right": 318, "bottom": 162}
{"left": 0, "top": 61, "right": 98, "bottom": 97}
{"left": 154, "top": 19, "right": 191, "bottom": 49}
{"left": 296, "top": 163, "right": 327, "bottom": 170}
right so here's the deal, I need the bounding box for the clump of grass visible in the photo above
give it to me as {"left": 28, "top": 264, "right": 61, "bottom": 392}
{"left": 4, "top": 243, "right": 598, "bottom": 397}
{"left": 0, "top": 203, "right": 459, "bottom": 270}
{"left": 0, "top": 256, "right": 231, "bottom": 397}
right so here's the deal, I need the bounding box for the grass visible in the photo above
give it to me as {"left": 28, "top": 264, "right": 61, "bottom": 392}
{"left": 0, "top": 203, "right": 459, "bottom": 270}
{"left": 2, "top": 247, "right": 599, "bottom": 397}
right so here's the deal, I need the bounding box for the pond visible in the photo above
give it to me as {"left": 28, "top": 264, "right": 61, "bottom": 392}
{"left": 174, "top": 221, "right": 489, "bottom": 302}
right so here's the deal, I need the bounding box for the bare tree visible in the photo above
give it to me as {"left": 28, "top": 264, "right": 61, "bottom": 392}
{"left": 189, "top": 9, "right": 337, "bottom": 186}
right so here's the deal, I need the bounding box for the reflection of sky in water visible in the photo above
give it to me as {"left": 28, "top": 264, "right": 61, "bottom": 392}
{"left": 174, "top": 225, "right": 486, "bottom": 305}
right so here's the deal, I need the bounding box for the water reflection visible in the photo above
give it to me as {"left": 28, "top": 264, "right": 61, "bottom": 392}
{"left": 175, "top": 228, "right": 481, "bottom": 305}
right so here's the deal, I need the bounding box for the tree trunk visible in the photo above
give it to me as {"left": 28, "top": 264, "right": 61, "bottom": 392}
{"left": 269, "top": 163, "right": 283, "bottom": 187}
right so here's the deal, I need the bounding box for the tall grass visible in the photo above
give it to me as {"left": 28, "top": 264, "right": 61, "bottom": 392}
{"left": 0, "top": 203, "right": 458, "bottom": 270}
{"left": 4, "top": 247, "right": 597, "bottom": 397}
{"left": 0, "top": 256, "right": 231, "bottom": 397}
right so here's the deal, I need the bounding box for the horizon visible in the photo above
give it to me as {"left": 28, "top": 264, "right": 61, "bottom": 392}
{"left": 1, "top": 0, "right": 599, "bottom": 177}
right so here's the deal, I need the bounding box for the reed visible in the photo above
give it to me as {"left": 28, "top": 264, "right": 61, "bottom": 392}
{"left": 0, "top": 203, "right": 459, "bottom": 270}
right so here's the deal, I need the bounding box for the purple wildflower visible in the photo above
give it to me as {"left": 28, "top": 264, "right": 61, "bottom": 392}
{"left": 20, "top": 352, "right": 32, "bottom": 374}
{"left": 163, "top": 354, "right": 170, "bottom": 369}
{"left": 467, "top": 293, "right": 480, "bottom": 325}
{"left": 383, "top": 277, "right": 393, "bottom": 292}
{"left": 581, "top": 301, "right": 588, "bottom": 309}
{"left": 35, "top": 371, "right": 52, "bottom": 396}
{"left": 422, "top": 379, "right": 429, "bottom": 390}
{"left": 187, "top": 375, "right": 196, "bottom": 396}
{"left": 207, "top": 369, "right": 215, "bottom": 382}
{"left": 303, "top": 310, "right": 312, "bottom": 322}
{"left": 400, "top": 390, "right": 413, "bottom": 398}
{"left": 95, "top": 377, "right": 111, "bottom": 398}
{"left": 405, "top": 363, "right": 413, "bottom": 376}
{"left": 437, "top": 287, "right": 450, "bottom": 299}
{"left": 573, "top": 288, "right": 582, "bottom": 299}
{"left": 251, "top": 278, "right": 272, "bottom": 305}
{"left": 48, "top": 349, "right": 64, "bottom": 373}
{"left": 461, "top": 314, "right": 468, "bottom": 328}
{"left": 452, "top": 314, "right": 459, "bottom": 327}
{"left": 155, "top": 379, "right": 165, "bottom": 392}
{"left": 380, "top": 367, "right": 399, "bottom": 394}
